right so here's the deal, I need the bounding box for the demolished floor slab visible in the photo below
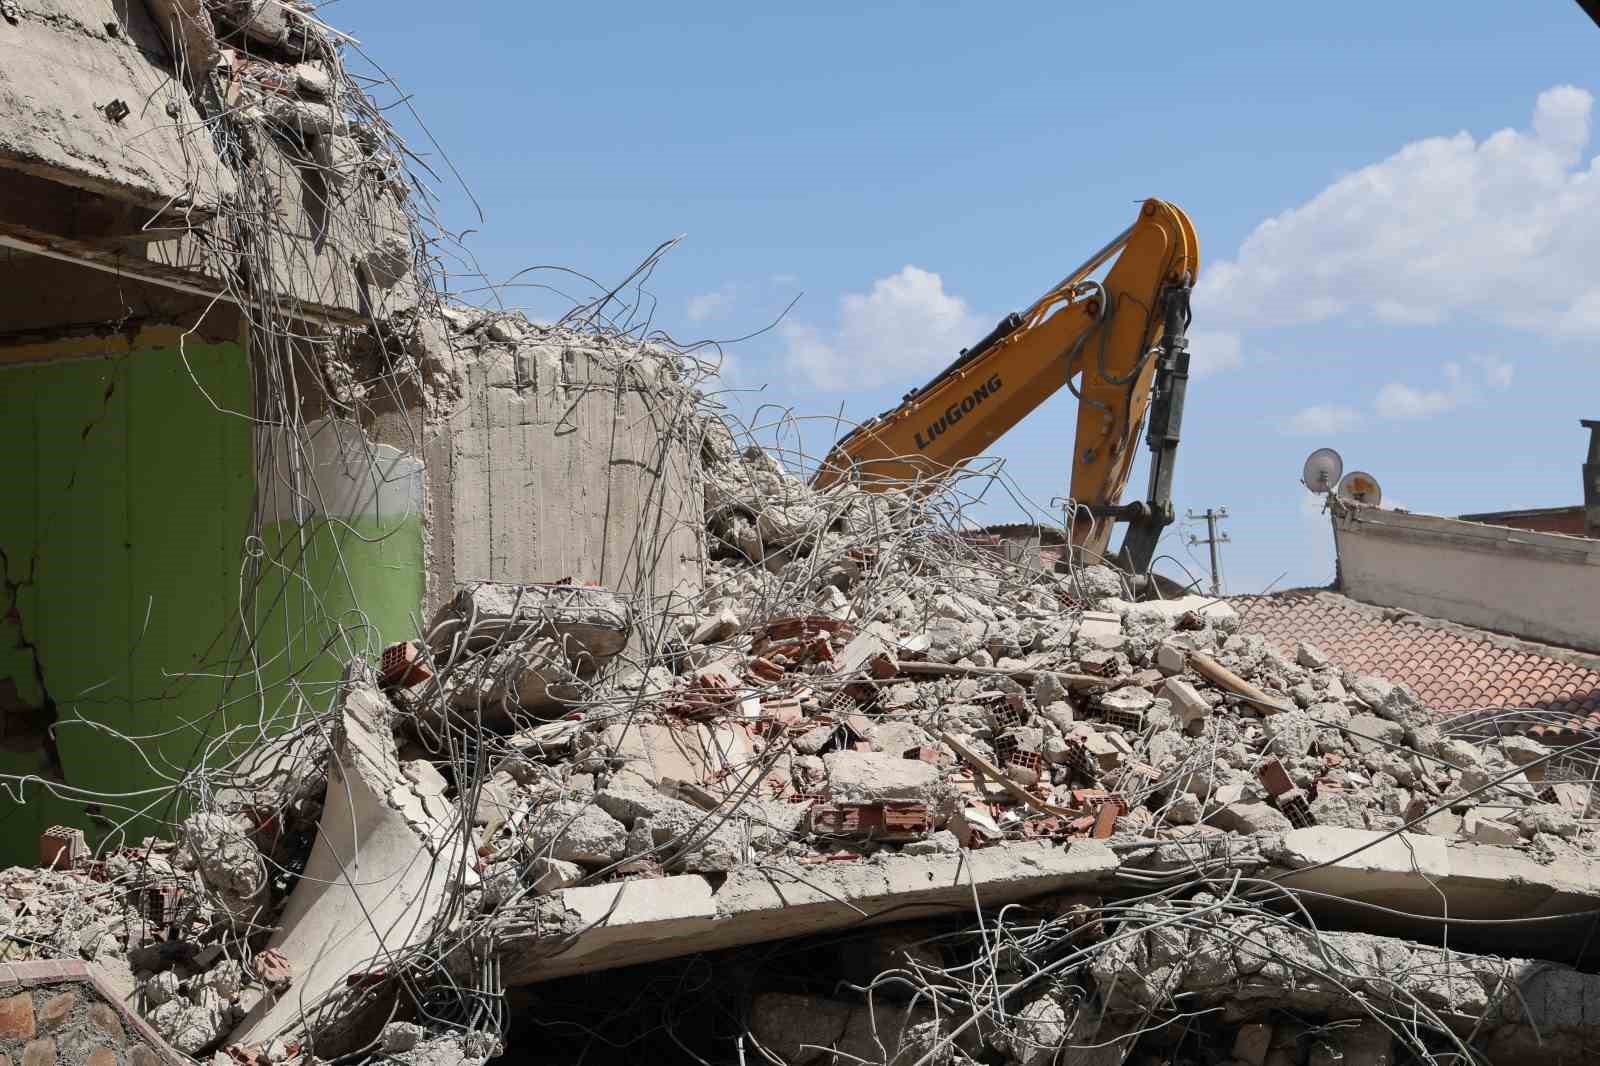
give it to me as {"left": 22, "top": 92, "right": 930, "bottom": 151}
{"left": 494, "top": 826, "right": 1600, "bottom": 985}
{"left": 499, "top": 840, "right": 1118, "bottom": 982}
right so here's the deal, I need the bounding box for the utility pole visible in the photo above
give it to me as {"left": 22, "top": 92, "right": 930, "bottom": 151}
{"left": 1187, "top": 507, "right": 1230, "bottom": 596}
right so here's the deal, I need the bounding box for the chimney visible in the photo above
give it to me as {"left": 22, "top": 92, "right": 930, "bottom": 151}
{"left": 1584, "top": 419, "right": 1600, "bottom": 537}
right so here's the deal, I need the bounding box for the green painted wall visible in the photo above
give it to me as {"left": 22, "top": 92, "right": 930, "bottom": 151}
{"left": 0, "top": 343, "right": 424, "bottom": 865}
{"left": 0, "top": 343, "right": 254, "bottom": 860}
{"left": 250, "top": 514, "right": 425, "bottom": 731}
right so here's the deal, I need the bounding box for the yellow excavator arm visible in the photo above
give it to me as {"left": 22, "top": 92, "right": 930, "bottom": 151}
{"left": 810, "top": 198, "right": 1199, "bottom": 573}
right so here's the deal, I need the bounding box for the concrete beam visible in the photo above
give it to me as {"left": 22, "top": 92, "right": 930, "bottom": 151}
{"left": 0, "top": 231, "right": 363, "bottom": 330}
{"left": 491, "top": 826, "right": 1600, "bottom": 986}
{"left": 498, "top": 840, "right": 1119, "bottom": 984}
{"left": 1266, "top": 826, "right": 1600, "bottom": 962}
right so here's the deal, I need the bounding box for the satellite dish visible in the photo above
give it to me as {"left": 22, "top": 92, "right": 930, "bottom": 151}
{"left": 1301, "top": 448, "right": 1344, "bottom": 494}
{"left": 1338, "top": 471, "right": 1383, "bottom": 507}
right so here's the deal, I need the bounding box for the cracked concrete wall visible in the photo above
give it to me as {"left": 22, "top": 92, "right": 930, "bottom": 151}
{"left": 426, "top": 334, "right": 704, "bottom": 615}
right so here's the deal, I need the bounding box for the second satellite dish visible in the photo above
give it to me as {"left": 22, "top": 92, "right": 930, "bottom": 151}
{"left": 1338, "top": 471, "right": 1383, "bottom": 507}
{"left": 1301, "top": 448, "right": 1344, "bottom": 494}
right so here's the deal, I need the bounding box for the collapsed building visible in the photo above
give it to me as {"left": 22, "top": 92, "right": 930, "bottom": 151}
{"left": 4, "top": 4, "right": 1600, "bottom": 1066}
{"left": 10, "top": 404, "right": 1600, "bottom": 1066}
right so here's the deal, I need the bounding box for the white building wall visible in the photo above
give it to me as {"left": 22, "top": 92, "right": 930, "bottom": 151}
{"left": 1333, "top": 502, "right": 1600, "bottom": 653}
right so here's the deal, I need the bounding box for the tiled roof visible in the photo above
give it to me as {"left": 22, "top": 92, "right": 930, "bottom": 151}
{"left": 1234, "top": 590, "right": 1600, "bottom": 719}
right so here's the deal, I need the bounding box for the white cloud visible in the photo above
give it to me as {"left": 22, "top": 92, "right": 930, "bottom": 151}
{"left": 1375, "top": 381, "right": 1459, "bottom": 419}
{"left": 1282, "top": 404, "right": 1364, "bottom": 435}
{"left": 686, "top": 288, "right": 731, "bottom": 322}
{"left": 781, "top": 266, "right": 984, "bottom": 391}
{"left": 1373, "top": 356, "right": 1513, "bottom": 420}
{"left": 1198, "top": 86, "right": 1600, "bottom": 339}
{"left": 1185, "top": 330, "right": 1243, "bottom": 378}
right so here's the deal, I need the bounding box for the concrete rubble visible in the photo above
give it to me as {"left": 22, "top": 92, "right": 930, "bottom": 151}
{"left": 3, "top": 4, "right": 1596, "bottom": 1055}
{"left": 0, "top": 406, "right": 1590, "bottom": 1064}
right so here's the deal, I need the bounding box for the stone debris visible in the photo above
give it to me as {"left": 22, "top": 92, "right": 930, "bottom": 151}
{"left": 186, "top": 428, "right": 1587, "bottom": 1064}
{"left": 0, "top": 413, "right": 1592, "bottom": 1066}
{"left": 0, "top": 847, "right": 281, "bottom": 1058}
{"left": 388, "top": 449, "right": 1583, "bottom": 879}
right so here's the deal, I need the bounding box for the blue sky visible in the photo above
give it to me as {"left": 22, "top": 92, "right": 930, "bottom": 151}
{"left": 335, "top": 1, "right": 1600, "bottom": 594}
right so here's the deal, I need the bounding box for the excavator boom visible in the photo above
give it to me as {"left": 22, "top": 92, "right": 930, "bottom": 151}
{"left": 810, "top": 198, "right": 1198, "bottom": 573}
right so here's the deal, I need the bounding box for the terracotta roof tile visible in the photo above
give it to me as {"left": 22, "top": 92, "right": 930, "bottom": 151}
{"left": 1235, "top": 590, "right": 1600, "bottom": 721}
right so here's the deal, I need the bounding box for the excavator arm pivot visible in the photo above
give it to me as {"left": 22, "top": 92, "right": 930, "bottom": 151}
{"left": 811, "top": 199, "right": 1199, "bottom": 574}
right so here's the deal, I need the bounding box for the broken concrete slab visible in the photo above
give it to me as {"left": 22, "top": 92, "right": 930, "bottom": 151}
{"left": 497, "top": 840, "right": 1118, "bottom": 983}
{"left": 1161, "top": 677, "right": 1210, "bottom": 727}
{"left": 177, "top": 812, "right": 267, "bottom": 925}
{"left": 446, "top": 638, "right": 582, "bottom": 717}
{"left": 1466, "top": 813, "right": 1522, "bottom": 847}
{"left": 1108, "top": 595, "right": 1239, "bottom": 631}
{"left": 1343, "top": 673, "right": 1431, "bottom": 728}
{"left": 1074, "top": 611, "right": 1123, "bottom": 650}
{"left": 1262, "top": 708, "right": 1317, "bottom": 758}
{"left": 588, "top": 720, "right": 769, "bottom": 796}
{"left": 822, "top": 750, "right": 954, "bottom": 817}
{"left": 0, "top": 0, "right": 234, "bottom": 211}
{"left": 212, "top": 0, "right": 316, "bottom": 55}
{"left": 1265, "top": 826, "right": 1600, "bottom": 961}
{"left": 1295, "top": 641, "right": 1331, "bottom": 670}
{"left": 833, "top": 621, "right": 899, "bottom": 677}
{"left": 1344, "top": 713, "right": 1404, "bottom": 754}
{"left": 524, "top": 798, "right": 629, "bottom": 867}
{"left": 231, "top": 670, "right": 467, "bottom": 1048}
{"left": 1096, "top": 903, "right": 1600, "bottom": 1064}
{"left": 1210, "top": 802, "right": 1292, "bottom": 834}
{"left": 1155, "top": 642, "right": 1187, "bottom": 676}
{"left": 526, "top": 857, "right": 584, "bottom": 895}
{"left": 428, "top": 582, "right": 632, "bottom": 666}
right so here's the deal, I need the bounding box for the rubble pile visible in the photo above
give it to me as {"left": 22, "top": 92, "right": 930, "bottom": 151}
{"left": 4, "top": 417, "right": 1598, "bottom": 1066}
{"left": 367, "top": 423, "right": 1600, "bottom": 892}
{"left": 299, "top": 426, "right": 1600, "bottom": 1061}
{"left": 0, "top": 823, "right": 306, "bottom": 1057}
{"left": 3, "top": 0, "right": 1589, "bottom": 1059}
